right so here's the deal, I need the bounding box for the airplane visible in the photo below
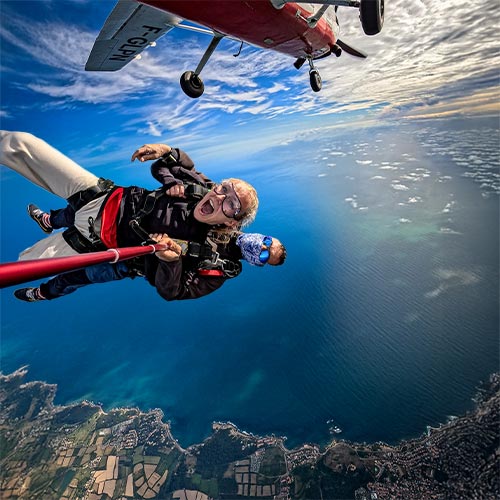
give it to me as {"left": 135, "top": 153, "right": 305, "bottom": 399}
{"left": 85, "top": 0, "right": 384, "bottom": 98}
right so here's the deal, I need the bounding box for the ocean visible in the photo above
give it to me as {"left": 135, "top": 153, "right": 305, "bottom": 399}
{"left": 1, "top": 117, "right": 498, "bottom": 449}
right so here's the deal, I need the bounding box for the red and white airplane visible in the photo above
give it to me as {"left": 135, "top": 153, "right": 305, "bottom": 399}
{"left": 86, "top": 0, "right": 384, "bottom": 98}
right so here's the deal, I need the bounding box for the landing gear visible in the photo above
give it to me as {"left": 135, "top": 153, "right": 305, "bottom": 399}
{"left": 360, "top": 0, "right": 384, "bottom": 35}
{"left": 295, "top": 57, "right": 323, "bottom": 92}
{"left": 179, "top": 33, "right": 224, "bottom": 99}
{"left": 309, "top": 70, "right": 322, "bottom": 93}
{"left": 180, "top": 71, "right": 204, "bottom": 99}
{"left": 308, "top": 58, "right": 322, "bottom": 92}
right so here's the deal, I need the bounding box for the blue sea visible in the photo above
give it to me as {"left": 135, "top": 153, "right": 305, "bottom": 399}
{"left": 1, "top": 117, "right": 498, "bottom": 449}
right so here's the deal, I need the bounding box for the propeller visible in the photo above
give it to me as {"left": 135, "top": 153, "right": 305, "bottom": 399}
{"left": 336, "top": 39, "right": 367, "bottom": 58}
{"left": 334, "top": 5, "right": 367, "bottom": 59}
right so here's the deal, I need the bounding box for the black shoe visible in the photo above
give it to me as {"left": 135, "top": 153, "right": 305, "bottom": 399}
{"left": 27, "top": 204, "right": 53, "bottom": 234}
{"left": 14, "top": 287, "right": 46, "bottom": 302}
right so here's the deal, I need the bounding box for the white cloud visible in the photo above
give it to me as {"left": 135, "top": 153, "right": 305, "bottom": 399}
{"left": 425, "top": 268, "right": 481, "bottom": 298}
{"left": 141, "top": 121, "right": 162, "bottom": 137}
{"left": 0, "top": 0, "right": 498, "bottom": 147}
{"left": 311, "top": 0, "right": 500, "bottom": 118}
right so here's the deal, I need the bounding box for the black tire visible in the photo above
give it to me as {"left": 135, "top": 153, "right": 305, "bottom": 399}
{"left": 360, "top": 0, "right": 384, "bottom": 35}
{"left": 180, "top": 71, "right": 205, "bottom": 98}
{"left": 309, "top": 70, "right": 322, "bottom": 92}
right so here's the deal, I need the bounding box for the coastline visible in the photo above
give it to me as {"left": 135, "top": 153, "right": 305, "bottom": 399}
{"left": 1, "top": 367, "right": 498, "bottom": 499}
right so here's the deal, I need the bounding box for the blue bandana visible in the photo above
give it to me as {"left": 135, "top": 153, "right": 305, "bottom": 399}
{"left": 236, "top": 233, "right": 268, "bottom": 266}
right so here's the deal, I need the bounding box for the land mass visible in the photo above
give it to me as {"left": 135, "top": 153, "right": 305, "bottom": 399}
{"left": 0, "top": 368, "right": 498, "bottom": 499}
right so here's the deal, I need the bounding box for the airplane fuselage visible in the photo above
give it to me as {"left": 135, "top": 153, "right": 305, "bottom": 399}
{"left": 139, "top": 0, "right": 338, "bottom": 59}
{"left": 85, "top": 0, "right": 383, "bottom": 96}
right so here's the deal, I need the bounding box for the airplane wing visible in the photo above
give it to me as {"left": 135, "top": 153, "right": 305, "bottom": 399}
{"left": 85, "top": 0, "right": 182, "bottom": 71}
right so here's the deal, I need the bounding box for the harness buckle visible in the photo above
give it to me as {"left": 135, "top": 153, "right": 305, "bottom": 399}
{"left": 220, "top": 259, "right": 242, "bottom": 278}
{"left": 211, "top": 251, "right": 220, "bottom": 265}
{"left": 188, "top": 242, "right": 201, "bottom": 258}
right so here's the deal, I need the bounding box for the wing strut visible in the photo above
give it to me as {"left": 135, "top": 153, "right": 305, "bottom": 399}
{"left": 0, "top": 244, "right": 167, "bottom": 289}
{"left": 180, "top": 33, "right": 225, "bottom": 98}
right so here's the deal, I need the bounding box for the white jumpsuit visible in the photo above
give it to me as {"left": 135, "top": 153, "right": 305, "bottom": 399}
{"left": 0, "top": 131, "right": 107, "bottom": 259}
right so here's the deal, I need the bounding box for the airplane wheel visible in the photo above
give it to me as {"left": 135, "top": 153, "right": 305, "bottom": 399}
{"left": 309, "top": 70, "right": 322, "bottom": 92}
{"left": 180, "top": 71, "right": 204, "bottom": 98}
{"left": 360, "top": 0, "right": 384, "bottom": 35}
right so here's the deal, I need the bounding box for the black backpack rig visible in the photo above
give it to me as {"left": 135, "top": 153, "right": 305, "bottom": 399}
{"left": 129, "top": 183, "right": 242, "bottom": 279}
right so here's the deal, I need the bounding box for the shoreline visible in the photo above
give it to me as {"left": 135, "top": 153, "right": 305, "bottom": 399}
{"left": 2, "top": 366, "right": 486, "bottom": 453}
{"left": 1, "top": 367, "right": 498, "bottom": 499}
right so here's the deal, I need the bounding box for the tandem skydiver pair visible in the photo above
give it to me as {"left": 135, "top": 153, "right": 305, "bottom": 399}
{"left": 0, "top": 131, "right": 286, "bottom": 302}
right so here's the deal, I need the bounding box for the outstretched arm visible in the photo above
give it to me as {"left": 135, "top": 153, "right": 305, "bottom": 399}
{"left": 131, "top": 143, "right": 182, "bottom": 190}
{"left": 131, "top": 144, "right": 173, "bottom": 163}
{"left": 131, "top": 143, "right": 211, "bottom": 190}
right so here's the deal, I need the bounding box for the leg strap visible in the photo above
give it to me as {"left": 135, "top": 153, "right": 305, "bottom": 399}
{"left": 62, "top": 226, "right": 106, "bottom": 253}
{"left": 67, "top": 178, "right": 115, "bottom": 211}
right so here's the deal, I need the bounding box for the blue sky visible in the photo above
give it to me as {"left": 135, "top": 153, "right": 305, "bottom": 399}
{"left": 1, "top": 0, "right": 498, "bottom": 174}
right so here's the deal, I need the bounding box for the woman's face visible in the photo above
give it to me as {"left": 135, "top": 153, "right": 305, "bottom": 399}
{"left": 193, "top": 180, "right": 251, "bottom": 227}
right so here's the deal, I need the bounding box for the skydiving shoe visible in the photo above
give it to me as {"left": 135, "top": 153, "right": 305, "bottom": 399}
{"left": 27, "top": 204, "right": 53, "bottom": 234}
{"left": 14, "top": 287, "right": 47, "bottom": 302}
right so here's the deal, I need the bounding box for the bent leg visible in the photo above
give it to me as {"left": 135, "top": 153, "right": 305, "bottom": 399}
{"left": 50, "top": 206, "right": 76, "bottom": 229}
{"left": 0, "top": 131, "right": 99, "bottom": 199}
{"left": 39, "top": 262, "right": 131, "bottom": 299}
{"left": 40, "top": 269, "right": 92, "bottom": 299}
{"left": 84, "top": 262, "right": 130, "bottom": 282}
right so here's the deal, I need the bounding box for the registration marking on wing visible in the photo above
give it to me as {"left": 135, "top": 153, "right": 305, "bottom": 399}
{"left": 86, "top": 0, "right": 182, "bottom": 71}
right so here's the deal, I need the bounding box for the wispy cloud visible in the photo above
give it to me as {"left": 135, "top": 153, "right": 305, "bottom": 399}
{"left": 1, "top": 0, "right": 498, "bottom": 153}
{"left": 425, "top": 268, "right": 481, "bottom": 298}
{"left": 314, "top": 0, "right": 500, "bottom": 119}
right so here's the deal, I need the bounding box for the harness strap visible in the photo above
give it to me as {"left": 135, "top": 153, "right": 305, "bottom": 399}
{"left": 62, "top": 226, "right": 106, "bottom": 253}
{"left": 196, "top": 257, "right": 242, "bottom": 279}
{"left": 62, "top": 179, "right": 118, "bottom": 254}
{"left": 128, "top": 182, "right": 214, "bottom": 252}
{"left": 129, "top": 188, "right": 165, "bottom": 229}
{"left": 67, "top": 178, "right": 115, "bottom": 211}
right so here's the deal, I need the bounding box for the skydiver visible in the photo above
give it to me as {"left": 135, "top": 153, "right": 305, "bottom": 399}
{"left": 0, "top": 131, "right": 266, "bottom": 301}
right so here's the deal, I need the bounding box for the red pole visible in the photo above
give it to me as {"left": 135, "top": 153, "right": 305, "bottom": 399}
{"left": 0, "top": 244, "right": 167, "bottom": 289}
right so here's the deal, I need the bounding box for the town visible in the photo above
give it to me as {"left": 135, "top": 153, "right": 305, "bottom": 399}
{"left": 1, "top": 368, "right": 498, "bottom": 499}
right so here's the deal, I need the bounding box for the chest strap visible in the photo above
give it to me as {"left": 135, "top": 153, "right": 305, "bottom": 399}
{"left": 128, "top": 182, "right": 211, "bottom": 244}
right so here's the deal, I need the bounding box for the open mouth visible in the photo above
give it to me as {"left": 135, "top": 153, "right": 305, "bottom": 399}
{"left": 200, "top": 199, "right": 215, "bottom": 215}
